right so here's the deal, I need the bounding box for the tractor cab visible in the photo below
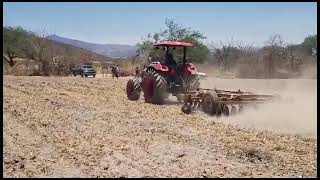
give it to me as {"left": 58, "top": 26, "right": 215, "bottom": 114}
{"left": 147, "top": 41, "right": 197, "bottom": 78}
{"left": 153, "top": 41, "right": 193, "bottom": 66}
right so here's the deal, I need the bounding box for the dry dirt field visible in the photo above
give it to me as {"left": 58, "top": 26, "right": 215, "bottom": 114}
{"left": 3, "top": 75, "right": 317, "bottom": 178}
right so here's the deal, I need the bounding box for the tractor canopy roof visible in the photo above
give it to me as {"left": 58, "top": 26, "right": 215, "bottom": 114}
{"left": 153, "top": 41, "right": 193, "bottom": 47}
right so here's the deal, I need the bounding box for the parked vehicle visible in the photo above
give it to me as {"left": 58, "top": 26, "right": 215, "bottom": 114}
{"left": 72, "top": 64, "right": 96, "bottom": 77}
{"left": 81, "top": 65, "right": 96, "bottom": 77}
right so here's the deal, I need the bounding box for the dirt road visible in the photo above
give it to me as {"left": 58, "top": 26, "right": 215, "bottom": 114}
{"left": 3, "top": 75, "right": 317, "bottom": 177}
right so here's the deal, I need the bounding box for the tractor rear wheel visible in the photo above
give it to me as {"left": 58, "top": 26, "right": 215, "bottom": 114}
{"left": 186, "top": 75, "right": 200, "bottom": 91}
{"left": 142, "top": 69, "right": 168, "bottom": 104}
{"left": 126, "top": 78, "right": 141, "bottom": 101}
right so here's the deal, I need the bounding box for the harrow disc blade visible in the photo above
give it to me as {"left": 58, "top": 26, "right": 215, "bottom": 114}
{"left": 216, "top": 101, "right": 222, "bottom": 117}
{"left": 222, "top": 105, "right": 229, "bottom": 116}
{"left": 231, "top": 106, "right": 237, "bottom": 116}
{"left": 238, "top": 105, "right": 244, "bottom": 114}
{"left": 202, "top": 91, "right": 219, "bottom": 115}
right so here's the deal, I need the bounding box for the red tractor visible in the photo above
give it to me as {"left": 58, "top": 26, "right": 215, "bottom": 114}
{"left": 126, "top": 41, "right": 200, "bottom": 104}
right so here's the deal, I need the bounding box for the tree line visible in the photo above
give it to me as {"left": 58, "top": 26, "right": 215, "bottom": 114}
{"left": 3, "top": 19, "right": 317, "bottom": 78}
{"left": 135, "top": 18, "right": 317, "bottom": 78}
{"left": 3, "top": 26, "right": 114, "bottom": 76}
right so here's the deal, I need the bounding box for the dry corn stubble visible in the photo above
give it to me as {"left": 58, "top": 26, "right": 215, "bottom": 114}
{"left": 3, "top": 75, "right": 316, "bottom": 178}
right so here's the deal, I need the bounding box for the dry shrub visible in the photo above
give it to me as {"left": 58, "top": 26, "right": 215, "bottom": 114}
{"left": 6, "top": 62, "right": 41, "bottom": 76}
{"left": 29, "top": 70, "right": 42, "bottom": 76}
{"left": 119, "top": 71, "right": 133, "bottom": 77}
{"left": 236, "top": 57, "right": 265, "bottom": 79}
{"left": 119, "top": 60, "right": 141, "bottom": 77}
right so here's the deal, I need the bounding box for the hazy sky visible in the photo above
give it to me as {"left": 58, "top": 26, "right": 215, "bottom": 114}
{"left": 3, "top": 2, "right": 317, "bottom": 46}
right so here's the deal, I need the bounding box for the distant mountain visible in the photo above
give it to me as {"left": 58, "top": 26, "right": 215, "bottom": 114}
{"left": 47, "top": 35, "right": 137, "bottom": 58}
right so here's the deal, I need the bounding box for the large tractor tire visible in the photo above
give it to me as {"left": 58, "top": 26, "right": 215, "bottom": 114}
{"left": 230, "top": 106, "right": 237, "bottom": 116}
{"left": 142, "top": 69, "right": 168, "bottom": 104}
{"left": 202, "top": 90, "right": 220, "bottom": 115}
{"left": 126, "top": 78, "right": 141, "bottom": 101}
{"left": 186, "top": 75, "right": 200, "bottom": 91}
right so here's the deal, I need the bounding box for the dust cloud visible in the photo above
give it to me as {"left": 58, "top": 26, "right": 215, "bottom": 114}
{"left": 197, "top": 77, "right": 317, "bottom": 138}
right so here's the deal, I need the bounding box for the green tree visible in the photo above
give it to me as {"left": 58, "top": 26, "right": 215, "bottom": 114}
{"left": 180, "top": 36, "right": 209, "bottom": 64}
{"left": 301, "top": 34, "right": 317, "bottom": 56}
{"left": 3, "top": 26, "right": 31, "bottom": 66}
{"left": 136, "top": 18, "right": 209, "bottom": 64}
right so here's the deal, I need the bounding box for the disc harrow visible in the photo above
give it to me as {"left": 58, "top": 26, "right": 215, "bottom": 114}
{"left": 180, "top": 88, "right": 277, "bottom": 116}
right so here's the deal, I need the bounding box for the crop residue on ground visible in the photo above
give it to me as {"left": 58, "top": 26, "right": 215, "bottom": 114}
{"left": 3, "top": 75, "right": 317, "bottom": 178}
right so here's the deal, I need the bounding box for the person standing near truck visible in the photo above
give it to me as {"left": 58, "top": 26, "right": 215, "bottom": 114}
{"left": 111, "top": 64, "right": 120, "bottom": 79}
{"left": 135, "top": 66, "right": 140, "bottom": 77}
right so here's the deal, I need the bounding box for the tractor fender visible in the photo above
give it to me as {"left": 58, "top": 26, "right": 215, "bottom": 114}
{"left": 184, "top": 63, "right": 197, "bottom": 73}
{"left": 149, "top": 63, "right": 170, "bottom": 72}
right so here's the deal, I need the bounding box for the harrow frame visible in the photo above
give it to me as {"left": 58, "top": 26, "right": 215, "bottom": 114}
{"left": 180, "top": 88, "right": 276, "bottom": 116}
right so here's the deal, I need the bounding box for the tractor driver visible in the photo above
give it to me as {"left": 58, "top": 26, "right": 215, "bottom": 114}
{"left": 165, "top": 47, "right": 177, "bottom": 68}
{"left": 165, "top": 47, "right": 182, "bottom": 85}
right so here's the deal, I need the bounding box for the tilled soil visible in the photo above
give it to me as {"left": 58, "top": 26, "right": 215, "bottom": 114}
{"left": 200, "top": 77, "right": 317, "bottom": 138}
{"left": 3, "top": 75, "right": 317, "bottom": 178}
